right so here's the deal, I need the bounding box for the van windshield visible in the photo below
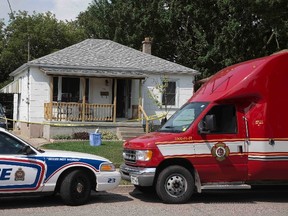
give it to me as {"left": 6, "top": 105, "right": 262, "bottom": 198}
{"left": 159, "top": 102, "right": 208, "bottom": 133}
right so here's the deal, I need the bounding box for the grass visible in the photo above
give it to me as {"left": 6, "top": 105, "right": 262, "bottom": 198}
{"left": 42, "top": 140, "right": 124, "bottom": 168}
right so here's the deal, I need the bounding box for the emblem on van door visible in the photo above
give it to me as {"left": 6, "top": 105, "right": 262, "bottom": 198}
{"left": 211, "top": 142, "right": 230, "bottom": 161}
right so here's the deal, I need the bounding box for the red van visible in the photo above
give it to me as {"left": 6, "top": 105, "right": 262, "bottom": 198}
{"left": 120, "top": 51, "right": 288, "bottom": 203}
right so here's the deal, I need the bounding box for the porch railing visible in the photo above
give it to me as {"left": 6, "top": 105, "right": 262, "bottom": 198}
{"left": 44, "top": 102, "right": 114, "bottom": 122}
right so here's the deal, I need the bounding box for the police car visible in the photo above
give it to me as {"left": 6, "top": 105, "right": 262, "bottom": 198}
{"left": 0, "top": 128, "right": 121, "bottom": 205}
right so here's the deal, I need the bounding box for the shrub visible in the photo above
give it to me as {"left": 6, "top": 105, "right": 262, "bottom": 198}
{"left": 71, "top": 130, "right": 118, "bottom": 140}
{"left": 53, "top": 134, "right": 72, "bottom": 140}
{"left": 73, "top": 132, "right": 89, "bottom": 140}
{"left": 101, "top": 131, "right": 118, "bottom": 140}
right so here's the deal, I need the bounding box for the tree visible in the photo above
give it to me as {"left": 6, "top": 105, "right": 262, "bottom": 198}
{"left": 0, "top": 11, "right": 86, "bottom": 83}
{"left": 78, "top": 0, "right": 172, "bottom": 57}
{"left": 78, "top": 0, "right": 288, "bottom": 79}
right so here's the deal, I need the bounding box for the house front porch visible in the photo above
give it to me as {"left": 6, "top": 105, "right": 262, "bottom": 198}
{"left": 41, "top": 101, "right": 148, "bottom": 140}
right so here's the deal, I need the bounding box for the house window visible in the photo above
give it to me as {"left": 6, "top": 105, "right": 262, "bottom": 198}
{"left": 85, "top": 78, "right": 89, "bottom": 102}
{"left": 162, "top": 81, "right": 176, "bottom": 106}
{"left": 62, "top": 78, "right": 80, "bottom": 102}
{"left": 53, "top": 77, "right": 58, "bottom": 101}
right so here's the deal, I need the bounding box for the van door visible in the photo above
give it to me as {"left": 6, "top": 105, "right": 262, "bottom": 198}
{"left": 193, "top": 104, "right": 248, "bottom": 183}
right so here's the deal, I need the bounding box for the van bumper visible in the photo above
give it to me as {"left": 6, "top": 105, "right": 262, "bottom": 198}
{"left": 120, "top": 163, "right": 156, "bottom": 187}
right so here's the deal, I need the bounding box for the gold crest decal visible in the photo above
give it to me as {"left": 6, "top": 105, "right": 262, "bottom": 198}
{"left": 211, "top": 142, "right": 230, "bottom": 161}
{"left": 15, "top": 168, "right": 25, "bottom": 181}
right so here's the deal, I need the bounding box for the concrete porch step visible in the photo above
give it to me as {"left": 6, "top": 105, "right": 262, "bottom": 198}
{"left": 117, "top": 126, "right": 145, "bottom": 141}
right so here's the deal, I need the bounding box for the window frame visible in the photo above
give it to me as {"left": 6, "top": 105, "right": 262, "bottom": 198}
{"left": 161, "top": 80, "right": 178, "bottom": 107}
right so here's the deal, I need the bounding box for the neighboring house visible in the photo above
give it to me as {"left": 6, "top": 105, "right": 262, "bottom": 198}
{"left": 1, "top": 38, "right": 198, "bottom": 139}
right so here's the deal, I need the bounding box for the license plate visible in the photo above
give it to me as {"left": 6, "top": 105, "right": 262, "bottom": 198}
{"left": 130, "top": 176, "right": 139, "bottom": 185}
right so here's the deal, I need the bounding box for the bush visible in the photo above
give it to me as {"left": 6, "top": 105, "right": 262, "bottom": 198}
{"left": 71, "top": 130, "right": 118, "bottom": 140}
{"left": 101, "top": 131, "right": 118, "bottom": 140}
{"left": 53, "top": 134, "right": 72, "bottom": 140}
{"left": 73, "top": 132, "right": 89, "bottom": 140}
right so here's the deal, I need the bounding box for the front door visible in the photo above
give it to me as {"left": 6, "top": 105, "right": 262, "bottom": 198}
{"left": 116, "top": 79, "right": 131, "bottom": 118}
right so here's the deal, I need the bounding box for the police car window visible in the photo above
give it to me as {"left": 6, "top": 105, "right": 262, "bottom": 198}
{"left": 0, "top": 132, "right": 27, "bottom": 154}
{"left": 205, "top": 104, "right": 237, "bottom": 134}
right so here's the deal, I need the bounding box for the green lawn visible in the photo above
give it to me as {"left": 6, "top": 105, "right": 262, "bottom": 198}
{"left": 42, "top": 140, "right": 124, "bottom": 168}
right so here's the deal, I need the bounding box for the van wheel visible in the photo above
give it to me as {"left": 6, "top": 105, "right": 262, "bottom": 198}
{"left": 60, "top": 170, "right": 92, "bottom": 206}
{"left": 156, "top": 165, "right": 194, "bottom": 204}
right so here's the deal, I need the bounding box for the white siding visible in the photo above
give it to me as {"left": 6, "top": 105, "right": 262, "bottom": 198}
{"left": 13, "top": 67, "right": 50, "bottom": 125}
{"left": 29, "top": 68, "right": 50, "bottom": 122}
{"left": 89, "top": 78, "right": 112, "bottom": 104}
{"left": 143, "top": 74, "right": 194, "bottom": 125}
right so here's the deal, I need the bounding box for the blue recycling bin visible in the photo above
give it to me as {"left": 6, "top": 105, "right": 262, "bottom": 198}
{"left": 89, "top": 133, "right": 101, "bottom": 146}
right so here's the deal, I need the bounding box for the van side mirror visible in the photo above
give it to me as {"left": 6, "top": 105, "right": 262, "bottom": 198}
{"left": 198, "top": 114, "right": 216, "bottom": 134}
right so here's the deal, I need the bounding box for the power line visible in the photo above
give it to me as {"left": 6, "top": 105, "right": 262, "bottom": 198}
{"left": 6, "top": 0, "right": 14, "bottom": 19}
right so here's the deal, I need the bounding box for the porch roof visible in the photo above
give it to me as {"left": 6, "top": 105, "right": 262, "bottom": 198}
{"left": 10, "top": 39, "right": 199, "bottom": 77}
{"left": 39, "top": 67, "right": 147, "bottom": 79}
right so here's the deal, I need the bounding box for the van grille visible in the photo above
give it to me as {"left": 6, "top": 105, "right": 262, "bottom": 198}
{"left": 123, "top": 149, "right": 136, "bottom": 163}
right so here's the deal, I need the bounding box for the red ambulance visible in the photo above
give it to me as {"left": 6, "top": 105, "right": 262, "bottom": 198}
{"left": 120, "top": 51, "right": 288, "bottom": 203}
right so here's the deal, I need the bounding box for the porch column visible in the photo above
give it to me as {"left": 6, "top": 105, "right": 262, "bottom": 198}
{"left": 49, "top": 77, "right": 53, "bottom": 120}
{"left": 113, "top": 79, "right": 117, "bottom": 122}
{"left": 81, "top": 78, "right": 86, "bottom": 122}
{"left": 138, "top": 79, "right": 142, "bottom": 120}
{"left": 57, "top": 76, "right": 62, "bottom": 101}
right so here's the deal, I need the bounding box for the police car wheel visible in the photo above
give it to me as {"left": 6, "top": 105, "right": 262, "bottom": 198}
{"left": 60, "top": 170, "right": 92, "bottom": 206}
{"left": 156, "top": 165, "right": 194, "bottom": 204}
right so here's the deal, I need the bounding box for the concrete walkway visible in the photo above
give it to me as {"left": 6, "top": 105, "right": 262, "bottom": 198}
{"left": 11, "top": 131, "right": 50, "bottom": 148}
{"left": 23, "top": 137, "right": 51, "bottom": 148}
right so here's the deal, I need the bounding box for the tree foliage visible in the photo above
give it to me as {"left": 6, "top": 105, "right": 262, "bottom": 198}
{"left": 0, "top": 11, "right": 86, "bottom": 83}
{"left": 78, "top": 0, "right": 288, "bottom": 79}
{"left": 1, "top": 1, "right": 287, "bottom": 85}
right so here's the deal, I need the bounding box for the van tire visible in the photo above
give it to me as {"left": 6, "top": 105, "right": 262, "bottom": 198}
{"left": 60, "top": 170, "right": 92, "bottom": 206}
{"left": 156, "top": 165, "right": 194, "bottom": 204}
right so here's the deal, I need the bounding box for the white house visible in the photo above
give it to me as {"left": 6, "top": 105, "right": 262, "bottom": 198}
{"left": 1, "top": 38, "right": 199, "bottom": 139}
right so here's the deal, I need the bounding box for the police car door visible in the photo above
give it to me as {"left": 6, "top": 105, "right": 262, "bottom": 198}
{"left": 0, "top": 131, "right": 46, "bottom": 193}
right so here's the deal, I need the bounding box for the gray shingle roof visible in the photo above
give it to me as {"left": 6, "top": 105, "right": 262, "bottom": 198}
{"left": 11, "top": 39, "right": 198, "bottom": 77}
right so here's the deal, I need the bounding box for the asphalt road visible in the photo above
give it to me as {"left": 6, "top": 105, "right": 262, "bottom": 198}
{"left": 1, "top": 185, "right": 288, "bottom": 216}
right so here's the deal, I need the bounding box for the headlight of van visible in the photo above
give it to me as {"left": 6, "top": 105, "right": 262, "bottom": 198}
{"left": 136, "top": 150, "right": 153, "bottom": 161}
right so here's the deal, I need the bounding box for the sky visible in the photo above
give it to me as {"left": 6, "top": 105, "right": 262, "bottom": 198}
{"left": 0, "top": 0, "right": 92, "bottom": 23}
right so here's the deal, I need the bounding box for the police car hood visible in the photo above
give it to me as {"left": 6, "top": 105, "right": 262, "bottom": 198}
{"left": 40, "top": 149, "right": 111, "bottom": 162}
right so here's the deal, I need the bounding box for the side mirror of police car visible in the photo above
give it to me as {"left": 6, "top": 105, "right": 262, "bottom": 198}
{"left": 198, "top": 114, "right": 216, "bottom": 134}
